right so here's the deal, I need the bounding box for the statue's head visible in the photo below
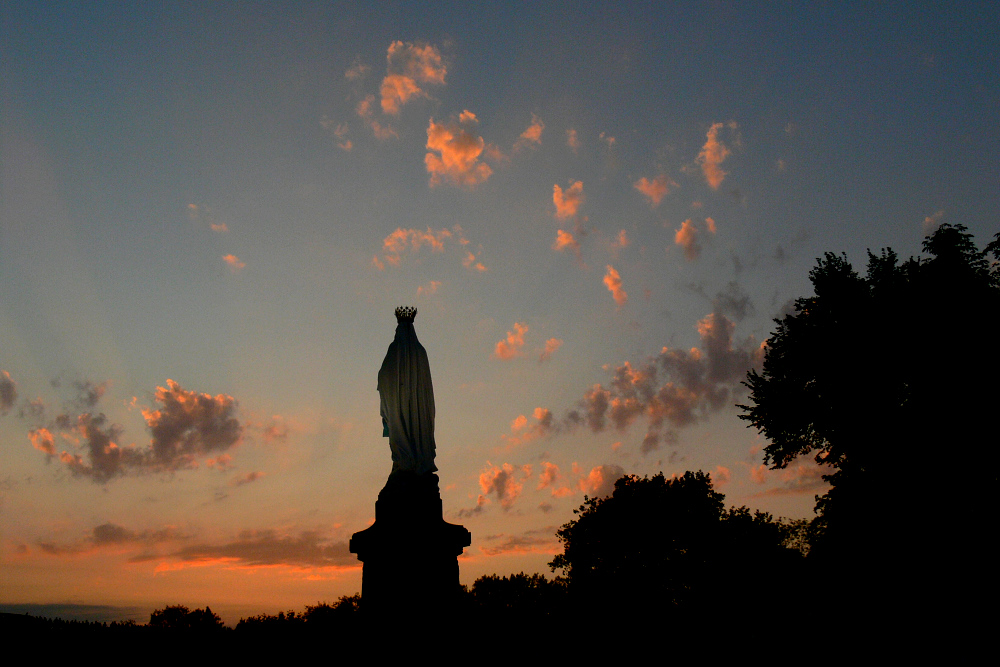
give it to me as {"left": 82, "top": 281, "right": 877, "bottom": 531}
{"left": 395, "top": 306, "right": 417, "bottom": 324}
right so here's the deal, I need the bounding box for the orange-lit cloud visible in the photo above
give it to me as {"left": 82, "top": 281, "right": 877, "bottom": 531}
{"left": 750, "top": 463, "right": 768, "bottom": 484}
{"left": 344, "top": 58, "right": 369, "bottom": 81}
{"left": 697, "top": 121, "right": 736, "bottom": 189}
{"left": 29, "top": 427, "right": 55, "bottom": 457}
{"left": 479, "top": 528, "right": 560, "bottom": 556}
{"left": 514, "top": 114, "right": 545, "bottom": 151}
{"left": 463, "top": 250, "right": 487, "bottom": 272}
{"left": 634, "top": 174, "right": 676, "bottom": 207}
{"left": 603, "top": 265, "right": 627, "bottom": 306}
{"left": 375, "top": 225, "right": 486, "bottom": 271}
{"left": 539, "top": 338, "right": 563, "bottom": 363}
{"left": 674, "top": 219, "right": 701, "bottom": 261}
{"left": 553, "top": 181, "right": 584, "bottom": 220}
{"left": 923, "top": 209, "right": 944, "bottom": 235}
{"left": 223, "top": 254, "right": 245, "bottom": 271}
{"left": 380, "top": 41, "right": 446, "bottom": 115}
{"left": 425, "top": 113, "right": 493, "bottom": 188}
{"left": 167, "top": 530, "right": 355, "bottom": 569}
{"left": 552, "top": 229, "right": 580, "bottom": 253}
{"left": 494, "top": 322, "right": 528, "bottom": 360}
{"left": 355, "top": 95, "right": 398, "bottom": 140}
{"left": 320, "top": 118, "right": 352, "bottom": 152}
{"left": 504, "top": 407, "right": 555, "bottom": 447}
{"left": 478, "top": 462, "right": 531, "bottom": 510}
{"left": 612, "top": 229, "right": 629, "bottom": 249}
{"left": 564, "top": 309, "right": 762, "bottom": 454}
{"left": 578, "top": 464, "right": 625, "bottom": 498}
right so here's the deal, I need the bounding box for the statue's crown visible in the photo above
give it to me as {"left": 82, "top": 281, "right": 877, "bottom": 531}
{"left": 395, "top": 306, "right": 417, "bottom": 323}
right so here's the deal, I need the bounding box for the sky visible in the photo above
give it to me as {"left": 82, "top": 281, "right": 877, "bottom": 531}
{"left": 1, "top": 1, "right": 997, "bottom": 624}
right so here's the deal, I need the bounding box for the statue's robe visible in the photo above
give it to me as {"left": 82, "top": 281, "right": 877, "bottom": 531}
{"left": 377, "top": 320, "right": 437, "bottom": 476}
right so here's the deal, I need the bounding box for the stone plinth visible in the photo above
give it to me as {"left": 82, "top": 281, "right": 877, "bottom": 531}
{"left": 350, "top": 472, "right": 471, "bottom": 619}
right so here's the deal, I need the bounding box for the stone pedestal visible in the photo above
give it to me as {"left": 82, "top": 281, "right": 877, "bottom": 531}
{"left": 350, "top": 472, "right": 471, "bottom": 620}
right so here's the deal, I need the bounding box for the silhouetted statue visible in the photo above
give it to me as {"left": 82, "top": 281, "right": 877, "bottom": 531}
{"left": 377, "top": 306, "right": 437, "bottom": 477}
{"left": 350, "top": 307, "right": 471, "bottom": 625}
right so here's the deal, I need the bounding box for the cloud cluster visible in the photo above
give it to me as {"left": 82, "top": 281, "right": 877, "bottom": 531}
{"left": 494, "top": 322, "right": 528, "bottom": 360}
{"left": 141, "top": 379, "right": 243, "bottom": 470}
{"left": 1, "top": 370, "right": 16, "bottom": 414}
{"left": 577, "top": 464, "right": 625, "bottom": 498}
{"left": 30, "top": 379, "right": 243, "bottom": 483}
{"left": 697, "top": 121, "right": 737, "bottom": 190}
{"left": 565, "top": 310, "right": 762, "bottom": 454}
{"left": 634, "top": 175, "right": 677, "bottom": 207}
{"left": 373, "top": 224, "right": 485, "bottom": 271}
{"left": 552, "top": 229, "right": 580, "bottom": 254}
{"left": 381, "top": 41, "right": 446, "bottom": 115}
{"left": 425, "top": 112, "right": 493, "bottom": 188}
{"left": 603, "top": 265, "right": 627, "bottom": 306}
{"left": 539, "top": 338, "right": 563, "bottom": 363}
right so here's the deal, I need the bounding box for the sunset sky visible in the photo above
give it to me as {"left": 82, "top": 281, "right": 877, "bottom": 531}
{"left": 2, "top": 2, "right": 997, "bottom": 624}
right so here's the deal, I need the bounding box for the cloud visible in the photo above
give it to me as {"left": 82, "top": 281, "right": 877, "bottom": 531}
{"left": 462, "top": 250, "right": 487, "bottom": 272}
{"left": 603, "top": 265, "right": 627, "bottom": 306}
{"left": 566, "top": 128, "right": 580, "bottom": 152}
{"left": 713, "top": 282, "right": 753, "bottom": 321}
{"left": 553, "top": 181, "right": 584, "bottom": 220}
{"left": 578, "top": 464, "right": 625, "bottom": 498}
{"left": 612, "top": 229, "right": 629, "bottom": 249}
{"left": 552, "top": 229, "right": 580, "bottom": 254}
{"left": 72, "top": 380, "right": 107, "bottom": 409}
{"left": 513, "top": 114, "right": 545, "bottom": 152}
{"left": 345, "top": 58, "right": 369, "bottom": 81}
{"left": 504, "top": 407, "right": 555, "bottom": 447}
{"left": 563, "top": 310, "right": 762, "bottom": 453}
{"left": 478, "top": 462, "right": 532, "bottom": 510}
{"left": 479, "top": 528, "right": 559, "bottom": 556}
{"left": 697, "top": 121, "right": 736, "bottom": 189}
{"left": 168, "top": 530, "right": 355, "bottom": 569}
{"left": 494, "top": 322, "right": 528, "bottom": 360}
{"left": 537, "top": 462, "right": 572, "bottom": 497}
{"left": 425, "top": 113, "right": 493, "bottom": 188}
{"left": 320, "top": 117, "right": 352, "bottom": 151}
{"left": 674, "top": 218, "right": 715, "bottom": 261}
{"left": 374, "top": 225, "right": 485, "bottom": 271}
{"left": 380, "top": 41, "right": 446, "bottom": 115}
{"left": 539, "top": 338, "right": 563, "bottom": 363}
{"left": 141, "top": 379, "right": 242, "bottom": 470}
{"left": 634, "top": 175, "right": 677, "bottom": 207}
{"left": 232, "top": 471, "right": 265, "bottom": 487}
{"left": 923, "top": 210, "right": 945, "bottom": 235}
{"left": 223, "top": 254, "right": 245, "bottom": 271}
{"left": 417, "top": 280, "right": 441, "bottom": 296}
{"left": 29, "top": 428, "right": 56, "bottom": 457}
{"left": 711, "top": 465, "right": 731, "bottom": 486}
{"left": 752, "top": 463, "right": 830, "bottom": 497}
{"left": 599, "top": 132, "right": 615, "bottom": 147}
{"left": 355, "top": 95, "right": 398, "bottom": 140}
{"left": 0, "top": 370, "right": 16, "bottom": 414}
{"left": 749, "top": 464, "right": 768, "bottom": 484}
{"left": 56, "top": 413, "right": 142, "bottom": 483}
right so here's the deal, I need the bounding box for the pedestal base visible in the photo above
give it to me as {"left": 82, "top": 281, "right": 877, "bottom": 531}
{"left": 350, "top": 473, "right": 471, "bottom": 619}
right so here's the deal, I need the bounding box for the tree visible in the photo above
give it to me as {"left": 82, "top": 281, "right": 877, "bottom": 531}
{"left": 148, "top": 605, "right": 224, "bottom": 631}
{"left": 549, "top": 471, "right": 802, "bottom": 620}
{"left": 740, "top": 224, "right": 999, "bottom": 607}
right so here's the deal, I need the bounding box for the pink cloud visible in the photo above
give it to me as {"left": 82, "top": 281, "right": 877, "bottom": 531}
{"left": 539, "top": 338, "right": 563, "bottom": 363}
{"left": 375, "top": 225, "right": 485, "bottom": 270}
{"left": 711, "top": 465, "right": 731, "bottom": 486}
{"left": 749, "top": 464, "right": 768, "bottom": 484}
{"left": 603, "top": 265, "right": 627, "bottom": 306}
{"left": 697, "top": 121, "right": 736, "bottom": 189}
{"left": 633, "top": 175, "right": 676, "bottom": 207}
{"left": 29, "top": 427, "right": 55, "bottom": 457}
{"left": 494, "top": 322, "right": 528, "bottom": 360}
{"left": 425, "top": 114, "right": 493, "bottom": 188}
{"left": 504, "top": 407, "right": 555, "bottom": 447}
{"left": 553, "top": 181, "right": 584, "bottom": 220}
{"left": 578, "top": 464, "right": 625, "bottom": 498}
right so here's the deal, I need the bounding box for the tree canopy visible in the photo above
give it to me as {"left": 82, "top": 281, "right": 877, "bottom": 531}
{"left": 549, "top": 471, "right": 803, "bottom": 618}
{"left": 740, "top": 224, "right": 999, "bottom": 606}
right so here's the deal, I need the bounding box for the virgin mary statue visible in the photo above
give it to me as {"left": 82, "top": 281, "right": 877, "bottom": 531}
{"left": 377, "top": 307, "right": 437, "bottom": 477}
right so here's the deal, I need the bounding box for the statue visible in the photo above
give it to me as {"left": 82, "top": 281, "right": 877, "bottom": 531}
{"left": 350, "top": 307, "right": 471, "bottom": 621}
{"left": 377, "top": 306, "right": 437, "bottom": 477}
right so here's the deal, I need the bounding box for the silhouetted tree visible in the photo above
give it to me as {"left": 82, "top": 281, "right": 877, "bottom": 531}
{"left": 149, "top": 604, "right": 224, "bottom": 631}
{"left": 549, "top": 471, "right": 802, "bottom": 622}
{"left": 740, "top": 224, "right": 999, "bottom": 612}
{"left": 468, "top": 572, "right": 567, "bottom": 625}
